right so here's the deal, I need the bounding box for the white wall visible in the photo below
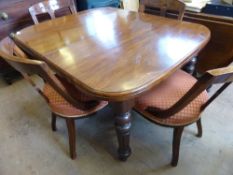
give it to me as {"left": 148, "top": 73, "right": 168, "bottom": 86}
{"left": 122, "top": 0, "right": 139, "bottom": 11}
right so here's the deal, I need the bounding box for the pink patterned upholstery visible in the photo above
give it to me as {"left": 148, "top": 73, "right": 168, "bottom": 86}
{"left": 135, "top": 70, "right": 208, "bottom": 126}
{"left": 43, "top": 83, "right": 108, "bottom": 117}
{"left": 55, "top": 75, "right": 96, "bottom": 102}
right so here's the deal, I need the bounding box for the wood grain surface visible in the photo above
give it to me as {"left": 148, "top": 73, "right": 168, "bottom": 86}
{"left": 14, "top": 7, "right": 210, "bottom": 101}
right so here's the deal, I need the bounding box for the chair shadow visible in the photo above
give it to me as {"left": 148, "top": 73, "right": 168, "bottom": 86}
{"left": 77, "top": 106, "right": 119, "bottom": 160}
{"left": 145, "top": 164, "right": 175, "bottom": 174}
{"left": 184, "top": 127, "right": 199, "bottom": 138}
{"left": 18, "top": 95, "right": 71, "bottom": 157}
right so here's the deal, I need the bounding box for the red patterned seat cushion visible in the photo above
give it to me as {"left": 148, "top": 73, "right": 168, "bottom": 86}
{"left": 55, "top": 75, "right": 96, "bottom": 102}
{"left": 43, "top": 83, "right": 108, "bottom": 117}
{"left": 135, "top": 70, "right": 208, "bottom": 126}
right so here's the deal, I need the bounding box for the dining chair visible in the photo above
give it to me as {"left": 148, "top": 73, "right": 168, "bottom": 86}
{"left": 0, "top": 37, "right": 108, "bottom": 159}
{"left": 29, "top": 0, "right": 77, "bottom": 24}
{"left": 134, "top": 67, "right": 233, "bottom": 166}
{"left": 139, "top": 0, "right": 185, "bottom": 20}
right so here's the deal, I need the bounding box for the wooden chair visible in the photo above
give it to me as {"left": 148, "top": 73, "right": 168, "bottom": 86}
{"left": 134, "top": 67, "right": 233, "bottom": 166}
{"left": 139, "top": 0, "right": 185, "bottom": 20}
{"left": 0, "top": 37, "right": 108, "bottom": 159}
{"left": 29, "top": 0, "right": 77, "bottom": 24}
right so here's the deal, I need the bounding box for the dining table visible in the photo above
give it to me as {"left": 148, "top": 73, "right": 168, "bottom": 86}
{"left": 11, "top": 7, "right": 210, "bottom": 161}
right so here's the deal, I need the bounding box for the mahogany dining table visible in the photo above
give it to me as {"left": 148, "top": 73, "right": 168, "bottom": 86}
{"left": 12, "top": 7, "right": 210, "bottom": 161}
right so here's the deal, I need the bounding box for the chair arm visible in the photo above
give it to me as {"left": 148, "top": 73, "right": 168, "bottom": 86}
{"left": 207, "top": 66, "right": 233, "bottom": 76}
{"left": 207, "top": 66, "right": 233, "bottom": 84}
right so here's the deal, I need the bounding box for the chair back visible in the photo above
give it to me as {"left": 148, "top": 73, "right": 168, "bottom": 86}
{"left": 29, "top": 0, "right": 77, "bottom": 24}
{"left": 139, "top": 0, "right": 185, "bottom": 20}
{"left": 0, "top": 37, "right": 89, "bottom": 110}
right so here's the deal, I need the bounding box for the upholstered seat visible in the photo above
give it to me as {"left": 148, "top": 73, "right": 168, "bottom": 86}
{"left": 135, "top": 70, "right": 209, "bottom": 126}
{"left": 44, "top": 83, "right": 108, "bottom": 117}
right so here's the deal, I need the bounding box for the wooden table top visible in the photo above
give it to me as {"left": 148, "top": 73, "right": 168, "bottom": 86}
{"left": 15, "top": 7, "right": 210, "bottom": 101}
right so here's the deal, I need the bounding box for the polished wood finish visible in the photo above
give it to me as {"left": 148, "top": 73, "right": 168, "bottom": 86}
{"left": 12, "top": 7, "right": 210, "bottom": 160}
{"left": 184, "top": 12, "right": 233, "bottom": 75}
{"left": 139, "top": 0, "right": 185, "bottom": 20}
{"left": 112, "top": 100, "right": 134, "bottom": 160}
{"left": 13, "top": 8, "right": 210, "bottom": 101}
{"left": 0, "top": 0, "right": 50, "bottom": 83}
{"left": 139, "top": 0, "right": 197, "bottom": 75}
{"left": 0, "top": 0, "right": 79, "bottom": 39}
{"left": 0, "top": 7, "right": 21, "bottom": 84}
{"left": 0, "top": 37, "right": 107, "bottom": 159}
{"left": 141, "top": 3, "right": 233, "bottom": 76}
{"left": 29, "top": 0, "right": 77, "bottom": 24}
{"left": 182, "top": 57, "right": 197, "bottom": 75}
{"left": 172, "top": 126, "right": 184, "bottom": 166}
{"left": 66, "top": 118, "right": 76, "bottom": 159}
{"left": 0, "top": 0, "right": 41, "bottom": 39}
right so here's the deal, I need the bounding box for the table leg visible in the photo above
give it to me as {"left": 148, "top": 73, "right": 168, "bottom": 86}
{"left": 112, "top": 100, "right": 134, "bottom": 161}
{"left": 182, "top": 57, "right": 197, "bottom": 75}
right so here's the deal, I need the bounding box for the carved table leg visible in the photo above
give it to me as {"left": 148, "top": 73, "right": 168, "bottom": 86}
{"left": 112, "top": 100, "right": 134, "bottom": 161}
{"left": 182, "top": 57, "right": 197, "bottom": 75}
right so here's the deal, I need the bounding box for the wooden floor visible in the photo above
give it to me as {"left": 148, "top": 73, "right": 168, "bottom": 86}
{"left": 0, "top": 76, "right": 233, "bottom": 175}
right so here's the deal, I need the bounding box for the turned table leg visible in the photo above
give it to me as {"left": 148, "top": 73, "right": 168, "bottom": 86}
{"left": 112, "top": 100, "right": 134, "bottom": 161}
{"left": 182, "top": 57, "right": 197, "bottom": 75}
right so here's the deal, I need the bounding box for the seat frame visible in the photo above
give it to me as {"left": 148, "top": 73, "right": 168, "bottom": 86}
{"left": 134, "top": 66, "right": 233, "bottom": 166}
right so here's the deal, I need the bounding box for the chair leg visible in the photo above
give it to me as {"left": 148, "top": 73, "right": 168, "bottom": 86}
{"left": 171, "top": 126, "right": 184, "bottom": 167}
{"left": 51, "top": 112, "right": 57, "bottom": 131}
{"left": 196, "top": 119, "right": 202, "bottom": 138}
{"left": 66, "top": 118, "right": 77, "bottom": 159}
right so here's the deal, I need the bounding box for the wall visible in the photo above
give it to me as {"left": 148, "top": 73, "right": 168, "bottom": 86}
{"left": 122, "top": 0, "right": 139, "bottom": 11}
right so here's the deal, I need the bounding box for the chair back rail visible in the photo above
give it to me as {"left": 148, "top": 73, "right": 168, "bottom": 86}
{"left": 146, "top": 66, "right": 233, "bottom": 118}
{"left": 201, "top": 82, "right": 231, "bottom": 110}
{"left": 139, "top": 0, "right": 185, "bottom": 20}
{"left": 29, "top": 0, "right": 77, "bottom": 24}
{"left": 0, "top": 37, "right": 92, "bottom": 110}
